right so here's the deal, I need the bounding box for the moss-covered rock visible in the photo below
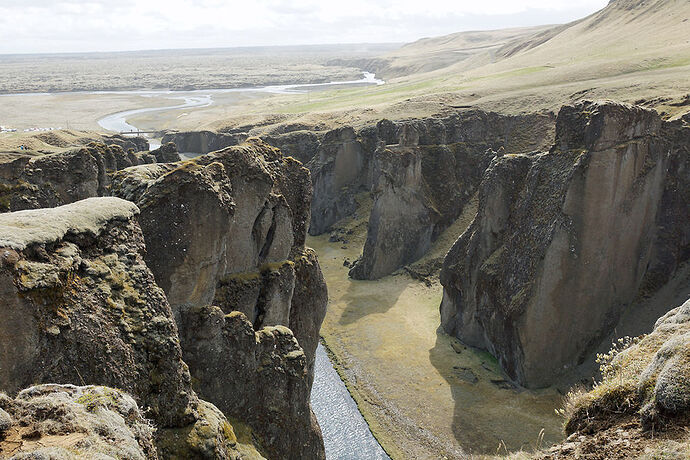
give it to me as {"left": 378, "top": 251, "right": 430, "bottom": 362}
{"left": 0, "top": 384, "right": 157, "bottom": 460}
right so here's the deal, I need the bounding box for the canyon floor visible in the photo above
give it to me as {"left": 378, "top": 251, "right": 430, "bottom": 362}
{"left": 309, "top": 195, "right": 563, "bottom": 459}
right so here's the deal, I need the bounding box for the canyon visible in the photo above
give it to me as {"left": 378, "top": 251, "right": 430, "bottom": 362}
{"left": 0, "top": 0, "right": 688, "bottom": 458}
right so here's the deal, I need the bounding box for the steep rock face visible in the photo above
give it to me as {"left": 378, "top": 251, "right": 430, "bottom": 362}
{"left": 261, "top": 130, "right": 321, "bottom": 165}
{"left": 308, "top": 126, "right": 373, "bottom": 235}
{"left": 180, "top": 308, "right": 324, "bottom": 460}
{"left": 440, "top": 101, "right": 682, "bottom": 388}
{"left": 0, "top": 384, "right": 157, "bottom": 460}
{"left": 0, "top": 198, "right": 244, "bottom": 458}
{"left": 150, "top": 141, "right": 182, "bottom": 163}
{"left": 111, "top": 141, "right": 310, "bottom": 318}
{"left": 643, "top": 116, "right": 690, "bottom": 295}
{"left": 162, "top": 130, "right": 247, "bottom": 155}
{"left": 349, "top": 142, "right": 494, "bottom": 280}
{"left": 346, "top": 111, "right": 554, "bottom": 279}
{"left": 0, "top": 143, "right": 156, "bottom": 213}
{"left": 111, "top": 140, "right": 327, "bottom": 459}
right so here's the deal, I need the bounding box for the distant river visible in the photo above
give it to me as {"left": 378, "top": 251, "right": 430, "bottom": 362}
{"left": 96, "top": 73, "right": 384, "bottom": 144}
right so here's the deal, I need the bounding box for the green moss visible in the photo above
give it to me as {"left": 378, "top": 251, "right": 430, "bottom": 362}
{"left": 75, "top": 387, "right": 120, "bottom": 412}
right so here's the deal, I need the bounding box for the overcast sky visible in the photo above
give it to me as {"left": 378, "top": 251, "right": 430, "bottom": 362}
{"left": 0, "top": 0, "right": 609, "bottom": 54}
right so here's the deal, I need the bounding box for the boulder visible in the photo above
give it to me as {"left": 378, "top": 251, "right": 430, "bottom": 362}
{"left": 440, "top": 101, "right": 680, "bottom": 387}
{"left": 0, "top": 384, "right": 157, "bottom": 460}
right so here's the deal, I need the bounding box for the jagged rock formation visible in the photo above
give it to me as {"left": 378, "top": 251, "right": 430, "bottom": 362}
{"left": 348, "top": 141, "right": 493, "bottom": 280}
{"left": 542, "top": 296, "right": 690, "bottom": 459}
{"left": 111, "top": 139, "right": 327, "bottom": 459}
{"left": 347, "top": 111, "right": 555, "bottom": 279}
{"left": 261, "top": 130, "right": 321, "bottom": 165}
{"left": 102, "top": 134, "right": 150, "bottom": 153}
{"left": 180, "top": 308, "right": 324, "bottom": 460}
{"left": 0, "top": 384, "right": 158, "bottom": 459}
{"left": 0, "top": 198, "right": 250, "bottom": 458}
{"left": 440, "top": 101, "right": 689, "bottom": 388}
{"left": 150, "top": 142, "right": 182, "bottom": 163}
{"left": 0, "top": 143, "right": 160, "bottom": 213}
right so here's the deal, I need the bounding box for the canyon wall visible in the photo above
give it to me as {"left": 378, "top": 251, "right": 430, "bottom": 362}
{"left": 0, "top": 142, "right": 179, "bottom": 213}
{"left": 440, "top": 102, "right": 689, "bottom": 388}
{"left": 0, "top": 198, "right": 255, "bottom": 458}
{"left": 111, "top": 139, "right": 327, "bottom": 459}
{"left": 0, "top": 139, "right": 328, "bottom": 459}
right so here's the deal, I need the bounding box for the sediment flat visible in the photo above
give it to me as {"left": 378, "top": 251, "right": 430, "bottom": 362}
{"left": 309, "top": 223, "right": 564, "bottom": 459}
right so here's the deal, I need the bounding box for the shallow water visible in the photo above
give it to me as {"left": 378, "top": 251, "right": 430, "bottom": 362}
{"left": 311, "top": 344, "right": 390, "bottom": 460}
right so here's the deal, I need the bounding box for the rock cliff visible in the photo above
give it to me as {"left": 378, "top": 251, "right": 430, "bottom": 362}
{"left": 162, "top": 130, "right": 247, "bottom": 155}
{"left": 0, "top": 198, "right": 253, "bottom": 458}
{"left": 440, "top": 101, "right": 689, "bottom": 387}
{"left": 347, "top": 111, "right": 555, "bottom": 279}
{"left": 111, "top": 139, "right": 327, "bottom": 459}
{"left": 0, "top": 142, "right": 169, "bottom": 213}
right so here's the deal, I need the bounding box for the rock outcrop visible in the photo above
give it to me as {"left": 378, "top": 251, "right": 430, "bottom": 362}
{"left": 102, "top": 134, "right": 150, "bottom": 153}
{"left": 543, "top": 297, "right": 690, "bottom": 459}
{"left": 0, "top": 198, "right": 248, "bottom": 458}
{"left": 180, "top": 308, "right": 324, "bottom": 460}
{"left": 0, "top": 143, "right": 157, "bottom": 213}
{"left": 348, "top": 141, "right": 494, "bottom": 280}
{"left": 150, "top": 141, "right": 182, "bottom": 163}
{"left": 111, "top": 139, "right": 327, "bottom": 459}
{"left": 0, "top": 384, "right": 157, "bottom": 459}
{"left": 308, "top": 126, "right": 374, "bottom": 235}
{"left": 162, "top": 130, "right": 247, "bottom": 155}
{"left": 440, "top": 101, "right": 688, "bottom": 388}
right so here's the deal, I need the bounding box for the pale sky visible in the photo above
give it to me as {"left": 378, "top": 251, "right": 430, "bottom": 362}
{"left": 0, "top": 0, "right": 609, "bottom": 54}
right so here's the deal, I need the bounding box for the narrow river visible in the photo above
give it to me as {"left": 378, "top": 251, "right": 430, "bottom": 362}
{"left": 312, "top": 344, "right": 390, "bottom": 460}
{"left": 94, "top": 73, "right": 390, "bottom": 459}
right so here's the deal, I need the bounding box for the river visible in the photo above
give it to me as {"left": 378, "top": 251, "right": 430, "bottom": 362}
{"left": 96, "top": 72, "right": 384, "bottom": 141}
{"left": 312, "top": 344, "right": 390, "bottom": 460}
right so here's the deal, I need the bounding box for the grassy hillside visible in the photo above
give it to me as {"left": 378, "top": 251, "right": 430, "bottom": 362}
{"left": 330, "top": 25, "right": 552, "bottom": 80}
{"left": 225, "top": 0, "right": 689, "bottom": 132}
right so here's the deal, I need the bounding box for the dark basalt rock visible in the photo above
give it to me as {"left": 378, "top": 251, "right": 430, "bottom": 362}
{"left": 439, "top": 101, "right": 689, "bottom": 388}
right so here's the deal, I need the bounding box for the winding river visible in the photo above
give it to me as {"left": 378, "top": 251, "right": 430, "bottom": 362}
{"left": 97, "top": 72, "right": 384, "bottom": 138}
{"left": 95, "top": 73, "right": 390, "bottom": 459}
